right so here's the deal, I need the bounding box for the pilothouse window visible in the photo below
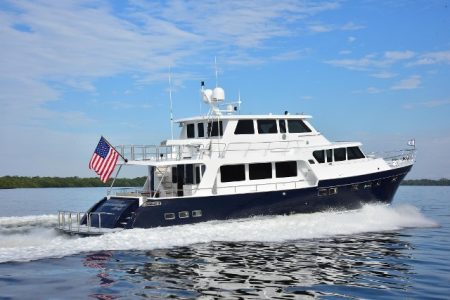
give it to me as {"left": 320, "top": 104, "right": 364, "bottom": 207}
{"left": 187, "top": 124, "right": 195, "bottom": 138}
{"left": 257, "top": 120, "right": 277, "bottom": 134}
{"left": 313, "top": 150, "right": 325, "bottom": 164}
{"left": 334, "top": 148, "right": 346, "bottom": 162}
{"left": 287, "top": 120, "right": 311, "bottom": 133}
{"left": 197, "top": 123, "right": 204, "bottom": 137}
{"left": 234, "top": 120, "right": 255, "bottom": 134}
{"left": 208, "top": 121, "right": 223, "bottom": 137}
{"left": 347, "top": 146, "right": 365, "bottom": 160}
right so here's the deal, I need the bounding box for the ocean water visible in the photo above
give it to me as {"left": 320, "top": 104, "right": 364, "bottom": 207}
{"left": 0, "top": 187, "right": 448, "bottom": 299}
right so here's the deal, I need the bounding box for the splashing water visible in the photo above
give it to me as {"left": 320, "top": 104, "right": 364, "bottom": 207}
{"left": 0, "top": 204, "right": 438, "bottom": 263}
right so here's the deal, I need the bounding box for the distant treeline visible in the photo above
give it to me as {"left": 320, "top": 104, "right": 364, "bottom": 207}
{"left": 401, "top": 178, "right": 450, "bottom": 186}
{"left": 0, "top": 176, "right": 147, "bottom": 189}
{"left": 0, "top": 176, "right": 449, "bottom": 189}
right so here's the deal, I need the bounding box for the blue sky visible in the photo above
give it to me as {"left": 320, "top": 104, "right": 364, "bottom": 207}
{"left": 1, "top": 0, "right": 449, "bottom": 179}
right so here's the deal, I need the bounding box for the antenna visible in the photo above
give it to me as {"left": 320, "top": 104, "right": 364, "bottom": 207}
{"left": 214, "top": 56, "right": 218, "bottom": 87}
{"left": 169, "top": 66, "right": 174, "bottom": 140}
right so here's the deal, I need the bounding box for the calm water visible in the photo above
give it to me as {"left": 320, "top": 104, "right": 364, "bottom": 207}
{"left": 0, "top": 187, "right": 448, "bottom": 299}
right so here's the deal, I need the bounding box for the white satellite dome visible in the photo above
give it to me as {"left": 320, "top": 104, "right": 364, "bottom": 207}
{"left": 202, "top": 89, "right": 213, "bottom": 103}
{"left": 212, "top": 87, "right": 225, "bottom": 102}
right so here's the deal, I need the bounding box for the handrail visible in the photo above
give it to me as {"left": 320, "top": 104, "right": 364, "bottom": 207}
{"left": 57, "top": 211, "right": 116, "bottom": 235}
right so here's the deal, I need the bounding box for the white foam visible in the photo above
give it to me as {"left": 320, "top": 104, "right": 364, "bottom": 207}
{"left": 0, "top": 204, "right": 438, "bottom": 263}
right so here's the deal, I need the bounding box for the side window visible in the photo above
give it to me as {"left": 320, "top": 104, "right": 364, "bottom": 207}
{"left": 334, "top": 148, "right": 346, "bottom": 162}
{"left": 208, "top": 121, "right": 223, "bottom": 137}
{"left": 279, "top": 120, "right": 286, "bottom": 133}
{"left": 234, "top": 120, "right": 255, "bottom": 134}
{"left": 197, "top": 123, "right": 204, "bottom": 138}
{"left": 187, "top": 123, "right": 195, "bottom": 138}
{"left": 287, "top": 120, "right": 312, "bottom": 133}
{"left": 326, "top": 149, "right": 333, "bottom": 163}
{"left": 220, "top": 165, "right": 245, "bottom": 182}
{"left": 275, "top": 161, "right": 297, "bottom": 178}
{"left": 347, "top": 146, "right": 365, "bottom": 160}
{"left": 257, "top": 120, "right": 277, "bottom": 134}
{"left": 249, "top": 163, "right": 272, "bottom": 180}
{"left": 313, "top": 150, "right": 325, "bottom": 163}
{"left": 185, "top": 164, "right": 194, "bottom": 184}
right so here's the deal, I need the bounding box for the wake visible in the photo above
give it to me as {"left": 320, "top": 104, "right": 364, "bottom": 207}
{"left": 0, "top": 204, "right": 438, "bottom": 263}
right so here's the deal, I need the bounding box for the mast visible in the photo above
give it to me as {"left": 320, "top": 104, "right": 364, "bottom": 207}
{"left": 169, "top": 66, "right": 174, "bottom": 140}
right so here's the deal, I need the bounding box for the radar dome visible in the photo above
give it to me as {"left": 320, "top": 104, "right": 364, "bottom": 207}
{"left": 212, "top": 87, "right": 225, "bottom": 102}
{"left": 202, "top": 89, "right": 213, "bottom": 103}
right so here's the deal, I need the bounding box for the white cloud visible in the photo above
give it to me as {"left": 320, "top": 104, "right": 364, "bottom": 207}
{"left": 384, "top": 50, "right": 415, "bottom": 60}
{"left": 347, "top": 36, "right": 356, "bottom": 43}
{"left": 370, "top": 71, "right": 397, "bottom": 79}
{"left": 367, "top": 87, "right": 383, "bottom": 94}
{"left": 391, "top": 75, "right": 421, "bottom": 90}
{"left": 409, "top": 50, "right": 450, "bottom": 66}
{"left": 308, "top": 24, "right": 334, "bottom": 33}
{"left": 404, "top": 99, "right": 450, "bottom": 109}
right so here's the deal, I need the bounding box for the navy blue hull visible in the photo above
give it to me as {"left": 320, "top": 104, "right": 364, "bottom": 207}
{"left": 125, "top": 165, "right": 411, "bottom": 229}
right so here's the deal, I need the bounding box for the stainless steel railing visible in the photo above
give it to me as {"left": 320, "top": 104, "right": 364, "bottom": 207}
{"left": 57, "top": 211, "right": 117, "bottom": 235}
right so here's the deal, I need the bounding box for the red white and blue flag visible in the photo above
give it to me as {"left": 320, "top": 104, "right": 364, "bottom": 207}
{"left": 89, "top": 137, "right": 119, "bottom": 182}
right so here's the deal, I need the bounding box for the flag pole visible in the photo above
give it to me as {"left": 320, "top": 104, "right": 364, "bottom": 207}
{"left": 102, "top": 136, "right": 128, "bottom": 163}
{"left": 108, "top": 164, "right": 123, "bottom": 195}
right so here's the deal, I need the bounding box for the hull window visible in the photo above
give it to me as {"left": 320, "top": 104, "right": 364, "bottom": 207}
{"left": 179, "top": 211, "right": 189, "bottom": 219}
{"left": 220, "top": 164, "right": 246, "bottom": 182}
{"left": 192, "top": 210, "right": 202, "bottom": 217}
{"left": 164, "top": 213, "right": 175, "bottom": 220}
{"left": 275, "top": 161, "right": 297, "bottom": 178}
{"left": 249, "top": 163, "right": 272, "bottom": 180}
{"left": 329, "top": 187, "right": 338, "bottom": 195}
{"left": 318, "top": 189, "right": 328, "bottom": 196}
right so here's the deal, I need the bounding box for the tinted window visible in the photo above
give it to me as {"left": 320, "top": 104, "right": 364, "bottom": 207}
{"left": 195, "top": 166, "right": 200, "bottom": 184}
{"left": 313, "top": 150, "right": 325, "bottom": 163}
{"left": 326, "top": 149, "right": 333, "bottom": 163}
{"left": 234, "top": 120, "right": 254, "bottom": 134}
{"left": 185, "top": 164, "right": 194, "bottom": 184}
{"left": 279, "top": 120, "right": 286, "bottom": 133}
{"left": 249, "top": 163, "right": 272, "bottom": 180}
{"left": 257, "top": 120, "right": 277, "bottom": 134}
{"left": 220, "top": 165, "right": 245, "bottom": 182}
{"left": 287, "top": 120, "right": 311, "bottom": 133}
{"left": 275, "top": 161, "right": 297, "bottom": 178}
{"left": 197, "top": 123, "right": 204, "bottom": 137}
{"left": 208, "top": 121, "right": 223, "bottom": 137}
{"left": 334, "top": 148, "right": 346, "bottom": 161}
{"left": 347, "top": 147, "right": 365, "bottom": 160}
{"left": 187, "top": 124, "right": 195, "bottom": 138}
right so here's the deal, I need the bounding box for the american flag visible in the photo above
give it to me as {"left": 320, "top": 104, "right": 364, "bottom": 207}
{"left": 89, "top": 137, "right": 119, "bottom": 183}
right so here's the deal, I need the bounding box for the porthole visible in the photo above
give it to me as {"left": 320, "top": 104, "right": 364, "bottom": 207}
{"left": 318, "top": 189, "right": 328, "bottom": 196}
{"left": 351, "top": 184, "right": 359, "bottom": 191}
{"left": 164, "top": 213, "right": 175, "bottom": 220}
{"left": 364, "top": 183, "right": 372, "bottom": 189}
{"left": 329, "top": 187, "right": 338, "bottom": 195}
{"left": 179, "top": 211, "right": 189, "bottom": 219}
{"left": 192, "top": 210, "right": 202, "bottom": 218}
